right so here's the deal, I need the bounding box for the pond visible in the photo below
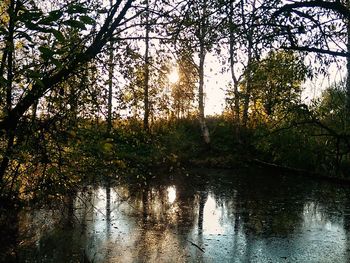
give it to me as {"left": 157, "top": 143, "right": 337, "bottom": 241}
{"left": 1, "top": 168, "right": 350, "bottom": 262}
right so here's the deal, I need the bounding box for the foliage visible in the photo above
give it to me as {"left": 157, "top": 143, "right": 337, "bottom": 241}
{"left": 248, "top": 51, "right": 309, "bottom": 118}
{"left": 252, "top": 81, "right": 350, "bottom": 178}
{"left": 271, "top": 0, "right": 349, "bottom": 59}
{"left": 170, "top": 49, "right": 197, "bottom": 118}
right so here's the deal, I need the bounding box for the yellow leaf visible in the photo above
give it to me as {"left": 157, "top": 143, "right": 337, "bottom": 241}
{"left": 15, "top": 40, "right": 23, "bottom": 50}
{"left": 103, "top": 142, "right": 113, "bottom": 153}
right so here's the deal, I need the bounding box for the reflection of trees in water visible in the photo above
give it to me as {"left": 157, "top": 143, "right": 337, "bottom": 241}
{"left": 2, "top": 197, "right": 85, "bottom": 263}
{"left": 207, "top": 169, "right": 313, "bottom": 238}
{"left": 4, "top": 168, "right": 350, "bottom": 262}
{"left": 12, "top": 186, "right": 114, "bottom": 263}
{"left": 203, "top": 168, "right": 350, "bottom": 261}
{"left": 341, "top": 192, "right": 350, "bottom": 261}
{"left": 124, "top": 168, "right": 345, "bottom": 260}
{"left": 198, "top": 190, "right": 208, "bottom": 233}
{"left": 106, "top": 185, "right": 111, "bottom": 238}
{"left": 0, "top": 210, "right": 19, "bottom": 262}
{"left": 123, "top": 175, "right": 201, "bottom": 230}
{"left": 118, "top": 174, "right": 205, "bottom": 261}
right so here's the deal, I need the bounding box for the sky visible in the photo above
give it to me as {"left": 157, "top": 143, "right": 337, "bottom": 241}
{"left": 167, "top": 53, "right": 228, "bottom": 116}
{"left": 301, "top": 58, "right": 346, "bottom": 103}
{"left": 202, "top": 55, "right": 229, "bottom": 116}
{"left": 115, "top": 50, "right": 346, "bottom": 118}
{"left": 200, "top": 54, "right": 347, "bottom": 116}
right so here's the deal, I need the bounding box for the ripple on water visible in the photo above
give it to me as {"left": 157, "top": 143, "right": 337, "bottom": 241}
{"left": 2, "top": 169, "right": 350, "bottom": 263}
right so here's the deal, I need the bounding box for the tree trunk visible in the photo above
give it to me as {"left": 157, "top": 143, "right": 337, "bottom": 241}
{"left": 242, "top": 40, "right": 253, "bottom": 127}
{"left": 107, "top": 42, "right": 114, "bottom": 134}
{"left": 197, "top": 0, "right": 210, "bottom": 145}
{"left": 0, "top": 0, "right": 16, "bottom": 185}
{"left": 0, "top": 51, "right": 8, "bottom": 104}
{"left": 31, "top": 100, "right": 38, "bottom": 123}
{"left": 0, "top": 129, "right": 15, "bottom": 184}
{"left": 198, "top": 43, "right": 210, "bottom": 145}
{"left": 240, "top": 0, "right": 257, "bottom": 127}
{"left": 5, "top": 0, "right": 15, "bottom": 115}
{"left": 229, "top": 3, "right": 240, "bottom": 125}
{"left": 241, "top": 0, "right": 256, "bottom": 128}
{"left": 143, "top": 0, "right": 150, "bottom": 131}
{"left": 107, "top": 0, "right": 114, "bottom": 134}
{"left": 346, "top": 0, "right": 350, "bottom": 111}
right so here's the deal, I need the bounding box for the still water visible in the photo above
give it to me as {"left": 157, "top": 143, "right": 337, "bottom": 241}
{"left": 2, "top": 168, "right": 350, "bottom": 262}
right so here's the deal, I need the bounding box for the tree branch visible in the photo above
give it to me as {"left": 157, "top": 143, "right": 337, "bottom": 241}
{"left": 274, "top": 0, "right": 350, "bottom": 19}
{"left": 0, "top": 0, "right": 135, "bottom": 134}
{"left": 281, "top": 45, "right": 349, "bottom": 57}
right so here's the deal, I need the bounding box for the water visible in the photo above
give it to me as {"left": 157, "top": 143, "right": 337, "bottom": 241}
{"left": 2, "top": 168, "right": 350, "bottom": 262}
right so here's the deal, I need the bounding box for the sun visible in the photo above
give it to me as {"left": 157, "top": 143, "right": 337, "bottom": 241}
{"left": 168, "top": 68, "right": 179, "bottom": 84}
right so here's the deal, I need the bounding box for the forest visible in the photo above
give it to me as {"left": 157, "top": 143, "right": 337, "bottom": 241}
{"left": 1, "top": 0, "right": 350, "bottom": 261}
{"left": 1, "top": 0, "right": 350, "bottom": 205}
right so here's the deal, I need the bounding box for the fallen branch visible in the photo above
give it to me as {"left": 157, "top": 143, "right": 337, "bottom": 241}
{"left": 251, "top": 158, "right": 314, "bottom": 175}
{"left": 187, "top": 240, "right": 205, "bottom": 253}
{"left": 250, "top": 158, "right": 350, "bottom": 185}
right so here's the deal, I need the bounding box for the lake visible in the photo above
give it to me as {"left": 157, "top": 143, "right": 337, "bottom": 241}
{"left": 1, "top": 167, "right": 350, "bottom": 262}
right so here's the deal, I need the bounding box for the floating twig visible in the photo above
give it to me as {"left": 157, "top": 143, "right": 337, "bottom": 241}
{"left": 187, "top": 240, "right": 205, "bottom": 253}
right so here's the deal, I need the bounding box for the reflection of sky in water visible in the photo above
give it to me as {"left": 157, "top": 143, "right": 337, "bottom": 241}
{"left": 167, "top": 186, "right": 176, "bottom": 204}
{"left": 202, "top": 195, "right": 225, "bottom": 235}
{"left": 76, "top": 186, "right": 190, "bottom": 262}
{"left": 14, "top": 180, "right": 350, "bottom": 263}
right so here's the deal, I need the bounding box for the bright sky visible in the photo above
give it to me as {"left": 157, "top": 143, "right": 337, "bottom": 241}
{"left": 200, "top": 54, "right": 347, "bottom": 115}
{"left": 166, "top": 53, "right": 227, "bottom": 116}
{"left": 203, "top": 54, "right": 228, "bottom": 116}
{"left": 118, "top": 34, "right": 347, "bottom": 118}
{"left": 301, "top": 56, "right": 346, "bottom": 103}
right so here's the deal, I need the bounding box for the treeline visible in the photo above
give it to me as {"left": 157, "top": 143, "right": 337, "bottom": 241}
{"left": 1, "top": 0, "right": 350, "bottom": 203}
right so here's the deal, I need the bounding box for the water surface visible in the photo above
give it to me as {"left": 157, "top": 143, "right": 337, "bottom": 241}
{"left": 2, "top": 168, "right": 350, "bottom": 262}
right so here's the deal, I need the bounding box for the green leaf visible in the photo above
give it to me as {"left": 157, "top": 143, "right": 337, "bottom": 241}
{"left": 0, "top": 26, "right": 6, "bottom": 34}
{"left": 97, "top": 8, "right": 108, "bottom": 14}
{"left": 21, "top": 10, "right": 43, "bottom": 22}
{"left": 103, "top": 142, "right": 113, "bottom": 153}
{"left": 39, "top": 11, "right": 63, "bottom": 25}
{"left": 64, "top": 19, "right": 86, "bottom": 30}
{"left": 48, "top": 10, "right": 64, "bottom": 21}
{"left": 52, "top": 29, "right": 65, "bottom": 43}
{"left": 25, "top": 21, "right": 40, "bottom": 30}
{"left": 38, "top": 46, "right": 55, "bottom": 59}
{"left": 47, "top": 166, "right": 57, "bottom": 175}
{"left": 80, "top": 15, "right": 95, "bottom": 25}
{"left": 27, "top": 70, "right": 42, "bottom": 78}
{"left": 35, "top": 78, "right": 45, "bottom": 88}
{"left": 51, "top": 58, "right": 63, "bottom": 69}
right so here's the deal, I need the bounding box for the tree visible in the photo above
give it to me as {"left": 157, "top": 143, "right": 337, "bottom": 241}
{"left": 220, "top": 0, "right": 272, "bottom": 127}
{"left": 272, "top": 0, "right": 350, "bottom": 57}
{"left": 226, "top": 0, "right": 241, "bottom": 126}
{"left": 0, "top": 0, "right": 135, "bottom": 183}
{"left": 119, "top": 48, "right": 171, "bottom": 124}
{"left": 107, "top": 0, "right": 115, "bottom": 134}
{"left": 272, "top": 0, "right": 350, "bottom": 108}
{"left": 171, "top": 49, "right": 197, "bottom": 119}
{"left": 143, "top": 0, "right": 151, "bottom": 131}
{"left": 169, "top": 0, "right": 223, "bottom": 145}
{"left": 248, "top": 51, "right": 308, "bottom": 119}
{"left": 239, "top": 0, "right": 258, "bottom": 127}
